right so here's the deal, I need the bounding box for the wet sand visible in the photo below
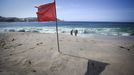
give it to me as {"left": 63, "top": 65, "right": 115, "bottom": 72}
{"left": 0, "top": 32, "right": 134, "bottom": 75}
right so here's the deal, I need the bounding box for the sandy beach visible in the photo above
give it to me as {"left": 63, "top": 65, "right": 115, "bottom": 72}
{"left": 0, "top": 32, "right": 134, "bottom": 75}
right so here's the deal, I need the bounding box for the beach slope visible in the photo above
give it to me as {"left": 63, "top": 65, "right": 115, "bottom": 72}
{"left": 0, "top": 32, "right": 134, "bottom": 75}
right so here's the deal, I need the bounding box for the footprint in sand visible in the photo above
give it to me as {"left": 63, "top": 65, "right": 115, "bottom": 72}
{"left": 30, "top": 47, "right": 35, "bottom": 49}
{"left": 17, "top": 44, "right": 23, "bottom": 46}
{"left": 36, "top": 42, "right": 43, "bottom": 45}
{"left": 119, "top": 46, "right": 130, "bottom": 51}
{"left": 0, "top": 39, "right": 6, "bottom": 48}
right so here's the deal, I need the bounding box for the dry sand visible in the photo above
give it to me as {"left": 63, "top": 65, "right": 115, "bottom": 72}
{"left": 0, "top": 32, "right": 134, "bottom": 75}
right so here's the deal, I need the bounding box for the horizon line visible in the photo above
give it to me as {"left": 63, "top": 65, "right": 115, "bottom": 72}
{"left": 0, "top": 16, "right": 134, "bottom": 23}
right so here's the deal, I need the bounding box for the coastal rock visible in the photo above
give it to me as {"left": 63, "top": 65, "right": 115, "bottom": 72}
{"left": 18, "top": 30, "right": 25, "bottom": 32}
{"left": 9, "top": 29, "right": 15, "bottom": 32}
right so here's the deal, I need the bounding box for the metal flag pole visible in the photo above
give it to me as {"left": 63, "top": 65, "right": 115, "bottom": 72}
{"left": 54, "top": 0, "right": 61, "bottom": 53}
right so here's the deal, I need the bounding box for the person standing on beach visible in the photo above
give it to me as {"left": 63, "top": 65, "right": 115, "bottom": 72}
{"left": 74, "top": 30, "right": 78, "bottom": 36}
{"left": 70, "top": 29, "right": 73, "bottom": 35}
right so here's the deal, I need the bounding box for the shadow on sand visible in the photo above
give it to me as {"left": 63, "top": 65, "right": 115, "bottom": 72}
{"left": 85, "top": 60, "right": 109, "bottom": 75}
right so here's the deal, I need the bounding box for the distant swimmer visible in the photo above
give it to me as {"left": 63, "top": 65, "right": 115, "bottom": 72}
{"left": 70, "top": 29, "right": 73, "bottom": 35}
{"left": 74, "top": 30, "right": 78, "bottom": 36}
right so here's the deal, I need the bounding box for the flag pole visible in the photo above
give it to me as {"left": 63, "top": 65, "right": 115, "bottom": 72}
{"left": 54, "top": 0, "right": 61, "bottom": 53}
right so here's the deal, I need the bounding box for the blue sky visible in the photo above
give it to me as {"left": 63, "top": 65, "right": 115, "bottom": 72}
{"left": 0, "top": 0, "right": 134, "bottom": 22}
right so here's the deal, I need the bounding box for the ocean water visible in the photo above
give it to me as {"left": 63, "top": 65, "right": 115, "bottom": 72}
{"left": 0, "top": 22, "right": 134, "bottom": 36}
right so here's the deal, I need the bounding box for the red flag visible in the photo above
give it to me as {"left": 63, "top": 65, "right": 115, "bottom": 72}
{"left": 36, "top": 2, "right": 56, "bottom": 22}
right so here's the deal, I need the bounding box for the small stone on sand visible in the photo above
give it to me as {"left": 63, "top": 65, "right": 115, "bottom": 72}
{"left": 127, "top": 49, "right": 130, "bottom": 51}
{"left": 10, "top": 54, "right": 13, "bottom": 56}
{"left": 28, "top": 60, "right": 32, "bottom": 65}
{"left": 32, "top": 70, "right": 36, "bottom": 72}
{"left": 12, "top": 38, "right": 15, "bottom": 41}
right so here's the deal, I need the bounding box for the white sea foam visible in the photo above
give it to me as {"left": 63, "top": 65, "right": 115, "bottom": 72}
{"left": 0, "top": 27, "right": 132, "bottom": 36}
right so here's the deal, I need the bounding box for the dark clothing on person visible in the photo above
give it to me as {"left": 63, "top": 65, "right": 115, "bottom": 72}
{"left": 74, "top": 30, "right": 78, "bottom": 36}
{"left": 70, "top": 30, "right": 73, "bottom": 35}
